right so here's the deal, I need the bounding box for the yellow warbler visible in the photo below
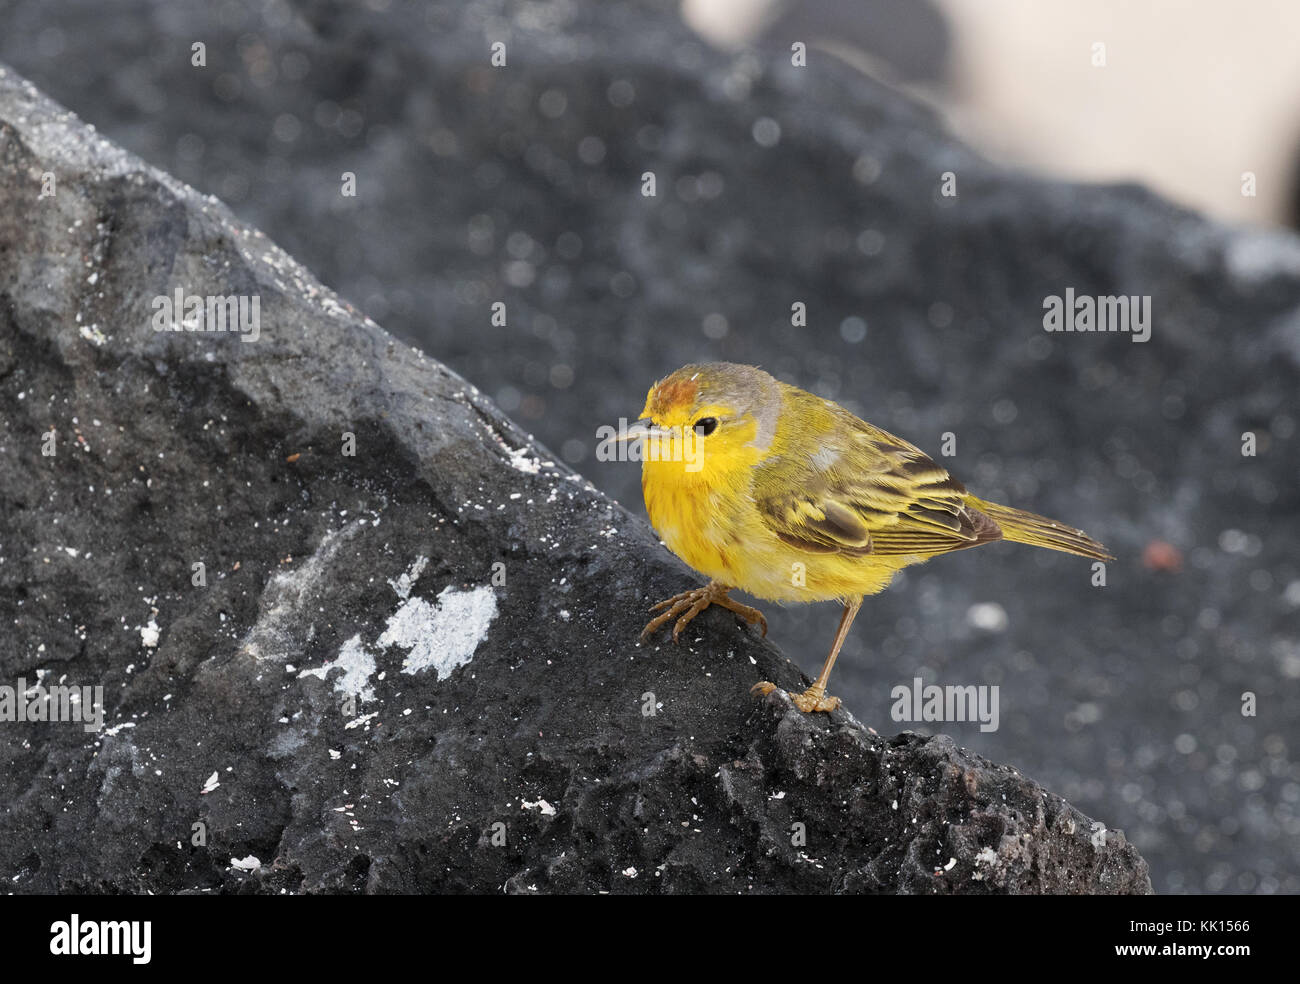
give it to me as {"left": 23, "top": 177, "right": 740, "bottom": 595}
{"left": 626, "top": 362, "right": 1111, "bottom": 713}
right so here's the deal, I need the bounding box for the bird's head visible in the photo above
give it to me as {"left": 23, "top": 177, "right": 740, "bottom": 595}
{"left": 624, "top": 363, "right": 781, "bottom": 480}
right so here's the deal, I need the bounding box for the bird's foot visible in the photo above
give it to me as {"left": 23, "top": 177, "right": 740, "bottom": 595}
{"left": 750, "top": 681, "right": 841, "bottom": 714}
{"left": 640, "top": 582, "right": 768, "bottom": 643}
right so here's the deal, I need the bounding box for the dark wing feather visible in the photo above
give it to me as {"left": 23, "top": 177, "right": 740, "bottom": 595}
{"left": 754, "top": 420, "right": 1001, "bottom": 558}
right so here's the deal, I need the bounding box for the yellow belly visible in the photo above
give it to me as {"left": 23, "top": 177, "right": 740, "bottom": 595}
{"left": 643, "top": 462, "right": 909, "bottom": 603}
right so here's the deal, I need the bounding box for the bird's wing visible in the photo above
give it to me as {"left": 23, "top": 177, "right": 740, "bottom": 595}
{"left": 753, "top": 417, "right": 1001, "bottom": 557}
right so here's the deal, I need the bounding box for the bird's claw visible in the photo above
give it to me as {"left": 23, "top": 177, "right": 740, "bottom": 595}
{"left": 640, "top": 582, "right": 768, "bottom": 643}
{"left": 750, "top": 681, "right": 841, "bottom": 714}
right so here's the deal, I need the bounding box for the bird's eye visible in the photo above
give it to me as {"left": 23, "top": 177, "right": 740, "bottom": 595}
{"left": 693, "top": 417, "right": 719, "bottom": 436}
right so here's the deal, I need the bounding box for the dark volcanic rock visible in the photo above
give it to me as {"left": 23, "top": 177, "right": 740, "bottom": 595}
{"left": 0, "top": 68, "right": 1149, "bottom": 893}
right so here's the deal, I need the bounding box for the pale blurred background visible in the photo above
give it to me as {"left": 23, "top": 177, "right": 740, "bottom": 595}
{"left": 685, "top": 0, "right": 1300, "bottom": 228}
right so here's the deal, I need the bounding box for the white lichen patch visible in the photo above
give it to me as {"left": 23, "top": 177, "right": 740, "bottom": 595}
{"left": 298, "top": 634, "right": 377, "bottom": 701}
{"left": 240, "top": 523, "right": 361, "bottom": 662}
{"left": 380, "top": 584, "right": 498, "bottom": 680}
{"left": 295, "top": 560, "right": 496, "bottom": 703}
{"left": 387, "top": 555, "right": 429, "bottom": 600}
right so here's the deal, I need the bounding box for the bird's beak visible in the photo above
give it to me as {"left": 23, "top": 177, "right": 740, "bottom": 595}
{"left": 616, "top": 419, "right": 673, "bottom": 442}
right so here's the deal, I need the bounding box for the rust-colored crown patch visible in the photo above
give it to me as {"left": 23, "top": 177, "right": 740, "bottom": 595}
{"left": 649, "top": 374, "right": 699, "bottom": 418}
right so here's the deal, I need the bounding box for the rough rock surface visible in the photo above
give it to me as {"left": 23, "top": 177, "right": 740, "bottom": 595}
{"left": 0, "top": 68, "right": 1149, "bottom": 893}
{"left": 1, "top": 0, "right": 1294, "bottom": 894}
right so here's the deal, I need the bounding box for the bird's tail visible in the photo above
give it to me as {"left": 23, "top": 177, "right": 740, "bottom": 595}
{"left": 965, "top": 495, "right": 1113, "bottom": 561}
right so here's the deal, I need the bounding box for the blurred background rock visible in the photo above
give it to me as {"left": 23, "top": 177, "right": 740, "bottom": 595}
{"left": 688, "top": 0, "right": 1300, "bottom": 228}
{"left": 1, "top": 0, "right": 1296, "bottom": 895}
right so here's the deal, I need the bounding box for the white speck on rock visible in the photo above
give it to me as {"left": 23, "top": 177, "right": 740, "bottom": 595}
{"left": 201, "top": 772, "right": 220, "bottom": 794}
{"left": 79, "top": 324, "right": 108, "bottom": 346}
{"left": 382, "top": 585, "right": 498, "bottom": 679}
{"left": 140, "top": 619, "right": 161, "bottom": 648}
{"left": 522, "top": 799, "right": 556, "bottom": 816}
{"left": 230, "top": 855, "right": 261, "bottom": 872}
{"left": 506, "top": 445, "right": 542, "bottom": 474}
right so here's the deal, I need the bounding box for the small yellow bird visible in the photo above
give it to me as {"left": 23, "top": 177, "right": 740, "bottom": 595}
{"left": 626, "top": 362, "right": 1112, "bottom": 713}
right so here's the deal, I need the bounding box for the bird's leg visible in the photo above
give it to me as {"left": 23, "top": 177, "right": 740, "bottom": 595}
{"left": 640, "top": 580, "right": 768, "bottom": 643}
{"left": 752, "top": 597, "right": 862, "bottom": 713}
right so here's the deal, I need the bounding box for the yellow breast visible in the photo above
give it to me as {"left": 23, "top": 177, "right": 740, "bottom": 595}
{"left": 643, "top": 462, "right": 739, "bottom": 583}
{"left": 641, "top": 447, "right": 905, "bottom": 604}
